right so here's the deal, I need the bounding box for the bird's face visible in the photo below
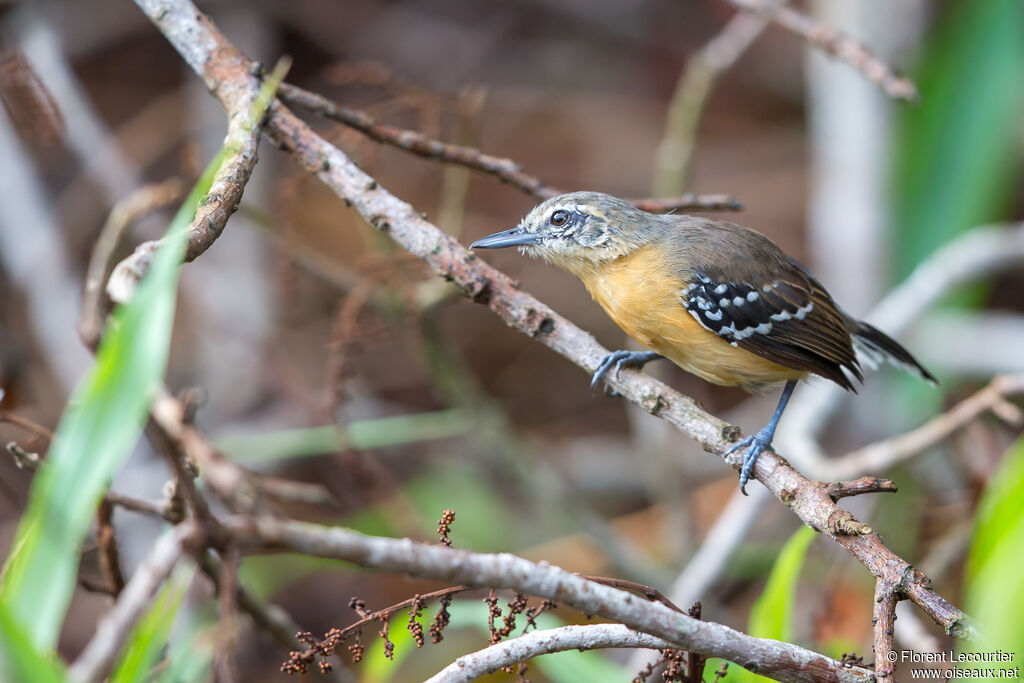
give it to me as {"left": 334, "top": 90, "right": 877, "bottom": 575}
{"left": 470, "top": 192, "right": 646, "bottom": 271}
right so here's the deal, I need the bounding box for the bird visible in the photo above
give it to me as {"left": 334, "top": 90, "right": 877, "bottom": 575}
{"left": 470, "top": 191, "right": 936, "bottom": 493}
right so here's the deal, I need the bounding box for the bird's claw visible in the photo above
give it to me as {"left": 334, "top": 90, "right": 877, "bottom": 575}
{"left": 590, "top": 350, "right": 660, "bottom": 389}
{"left": 726, "top": 430, "right": 774, "bottom": 495}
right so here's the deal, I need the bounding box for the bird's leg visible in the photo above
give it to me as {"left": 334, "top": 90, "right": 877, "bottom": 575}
{"left": 727, "top": 379, "right": 798, "bottom": 494}
{"left": 590, "top": 350, "right": 663, "bottom": 389}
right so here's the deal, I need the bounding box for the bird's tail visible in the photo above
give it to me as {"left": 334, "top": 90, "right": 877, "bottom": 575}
{"left": 850, "top": 320, "right": 937, "bottom": 385}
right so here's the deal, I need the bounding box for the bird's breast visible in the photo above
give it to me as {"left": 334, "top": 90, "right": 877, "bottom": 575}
{"left": 576, "top": 246, "right": 806, "bottom": 389}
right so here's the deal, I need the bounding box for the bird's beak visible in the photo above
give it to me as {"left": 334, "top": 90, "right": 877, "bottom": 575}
{"left": 469, "top": 227, "right": 541, "bottom": 250}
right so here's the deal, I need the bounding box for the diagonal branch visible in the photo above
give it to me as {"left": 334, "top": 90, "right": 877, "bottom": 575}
{"left": 277, "top": 83, "right": 743, "bottom": 213}
{"left": 725, "top": 0, "right": 917, "bottom": 101}
{"left": 132, "top": 0, "right": 975, "bottom": 670}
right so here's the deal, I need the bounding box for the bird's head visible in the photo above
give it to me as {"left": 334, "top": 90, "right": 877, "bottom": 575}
{"left": 470, "top": 192, "right": 656, "bottom": 273}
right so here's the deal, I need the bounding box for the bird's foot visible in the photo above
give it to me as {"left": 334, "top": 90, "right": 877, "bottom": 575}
{"left": 590, "top": 350, "right": 662, "bottom": 389}
{"left": 726, "top": 427, "right": 776, "bottom": 495}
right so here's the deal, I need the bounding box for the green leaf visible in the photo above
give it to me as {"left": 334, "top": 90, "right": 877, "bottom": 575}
{"left": 964, "top": 436, "right": 1024, "bottom": 660}
{"left": 967, "top": 436, "right": 1024, "bottom": 580}
{"left": 216, "top": 409, "right": 472, "bottom": 464}
{"left": 110, "top": 566, "right": 194, "bottom": 683}
{"left": 738, "top": 526, "right": 816, "bottom": 681}
{"left": 154, "top": 625, "right": 216, "bottom": 683}
{"left": 0, "top": 161, "right": 200, "bottom": 651}
{"left": 890, "top": 0, "right": 1024, "bottom": 285}
{"left": 0, "top": 58, "right": 290, "bottom": 651}
{"left": 0, "top": 602, "right": 67, "bottom": 683}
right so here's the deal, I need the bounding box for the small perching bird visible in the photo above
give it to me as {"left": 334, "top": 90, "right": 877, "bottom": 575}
{"left": 470, "top": 191, "right": 936, "bottom": 492}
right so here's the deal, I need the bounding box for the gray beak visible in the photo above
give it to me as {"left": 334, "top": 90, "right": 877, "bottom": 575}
{"left": 470, "top": 227, "right": 541, "bottom": 250}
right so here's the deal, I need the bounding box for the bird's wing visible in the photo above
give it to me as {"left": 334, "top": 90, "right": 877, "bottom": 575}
{"left": 677, "top": 228, "right": 861, "bottom": 390}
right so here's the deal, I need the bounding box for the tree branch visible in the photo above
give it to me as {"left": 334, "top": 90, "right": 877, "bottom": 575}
{"left": 872, "top": 580, "right": 899, "bottom": 680}
{"left": 423, "top": 624, "right": 673, "bottom": 683}
{"left": 223, "top": 515, "right": 872, "bottom": 683}
{"left": 277, "top": 83, "right": 743, "bottom": 213}
{"left": 726, "top": 0, "right": 917, "bottom": 101}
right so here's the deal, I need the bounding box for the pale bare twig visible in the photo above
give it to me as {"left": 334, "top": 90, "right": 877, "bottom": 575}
{"left": 79, "top": 178, "right": 185, "bottom": 348}
{"left": 423, "top": 624, "right": 673, "bottom": 683}
{"left": 726, "top": 0, "right": 918, "bottom": 101}
{"left": 68, "top": 522, "right": 199, "bottom": 683}
{"left": 824, "top": 374, "right": 1024, "bottom": 481}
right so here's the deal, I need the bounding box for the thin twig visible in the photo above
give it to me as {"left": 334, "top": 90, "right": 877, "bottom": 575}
{"left": 284, "top": 584, "right": 470, "bottom": 672}
{"left": 824, "top": 476, "right": 898, "bottom": 500}
{"left": 68, "top": 522, "right": 199, "bottom": 683}
{"left": 579, "top": 575, "right": 685, "bottom": 614}
{"left": 95, "top": 499, "right": 126, "bottom": 597}
{"left": 277, "top": 83, "right": 743, "bottom": 213}
{"left": 227, "top": 515, "right": 873, "bottom": 683}
{"left": 0, "top": 411, "right": 55, "bottom": 442}
{"left": 102, "top": 491, "right": 170, "bottom": 520}
{"left": 214, "top": 545, "right": 240, "bottom": 683}
{"left": 726, "top": 0, "right": 918, "bottom": 101}
{"left": 824, "top": 374, "right": 1024, "bottom": 481}
{"left": 423, "top": 624, "right": 674, "bottom": 683}
{"left": 78, "top": 178, "right": 185, "bottom": 349}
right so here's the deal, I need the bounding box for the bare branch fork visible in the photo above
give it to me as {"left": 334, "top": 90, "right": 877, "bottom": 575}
{"left": 104, "top": 0, "right": 970, "bottom": 679}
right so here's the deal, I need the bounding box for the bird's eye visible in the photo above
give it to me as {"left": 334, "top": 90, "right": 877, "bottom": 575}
{"left": 550, "top": 210, "right": 569, "bottom": 226}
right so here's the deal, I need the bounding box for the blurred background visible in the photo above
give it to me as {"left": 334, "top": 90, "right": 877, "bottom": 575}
{"left": 1, "top": 0, "right": 1022, "bottom": 680}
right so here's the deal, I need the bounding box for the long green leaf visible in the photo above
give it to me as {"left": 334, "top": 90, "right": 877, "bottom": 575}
{"left": 964, "top": 436, "right": 1024, "bottom": 660}
{"left": 891, "top": 0, "right": 1024, "bottom": 284}
{"left": 0, "top": 603, "right": 67, "bottom": 683}
{"left": 110, "top": 566, "right": 194, "bottom": 683}
{"left": 0, "top": 59, "right": 289, "bottom": 652}
{"left": 0, "top": 160, "right": 203, "bottom": 651}
{"left": 737, "top": 526, "right": 816, "bottom": 681}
